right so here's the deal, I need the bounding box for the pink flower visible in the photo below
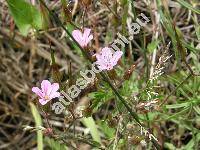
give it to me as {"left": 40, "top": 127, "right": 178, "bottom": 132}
{"left": 72, "top": 28, "right": 93, "bottom": 48}
{"left": 95, "top": 47, "right": 123, "bottom": 70}
{"left": 32, "top": 80, "right": 60, "bottom": 105}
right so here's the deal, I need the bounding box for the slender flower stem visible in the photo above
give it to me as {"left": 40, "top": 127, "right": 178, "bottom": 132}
{"left": 82, "top": 7, "right": 86, "bottom": 30}
{"left": 38, "top": 0, "right": 161, "bottom": 149}
{"left": 41, "top": 109, "right": 55, "bottom": 134}
{"left": 100, "top": 71, "right": 141, "bottom": 124}
{"left": 129, "top": 0, "right": 137, "bottom": 20}
{"left": 104, "top": 2, "right": 120, "bottom": 19}
{"left": 49, "top": 41, "right": 56, "bottom": 65}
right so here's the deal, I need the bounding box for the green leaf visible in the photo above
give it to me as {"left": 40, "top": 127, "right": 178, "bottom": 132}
{"left": 184, "top": 138, "right": 194, "bottom": 150}
{"left": 30, "top": 102, "right": 43, "bottom": 150}
{"left": 164, "top": 142, "right": 177, "bottom": 150}
{"left": 177, "top": 0, "right": 200, "bottom": 15}
{"left": 147, "top": 40, "right": 160, "bottom": 53}
{"left": 89, "top": 90, "right": 113, "bottom": 111}
{"left": 182, "top": 133, "right": 200, "bottom": 150}
{"left": 45, "top": 137, "right": 68, "bottom": 150}
{"left": 81, "top": 117, "right": 101, "bottom": 144}
{"left": 121, "top": 0, "right": 128, "bottom": 35}
{"left": 193, "top": 106, "right": 200, "bottom": 115}
{"left": 166, "top": 102, "right": 190, "bottom": 109}
{"left": 98, "top": 121, "right": 115, "bottom": 139}
{"left": 7, "top": 0, "right": 42, "bottom": 35}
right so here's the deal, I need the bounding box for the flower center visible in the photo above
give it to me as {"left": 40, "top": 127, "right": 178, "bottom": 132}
{"left": 44, "top": 95, "right": 49, "bottom": 100}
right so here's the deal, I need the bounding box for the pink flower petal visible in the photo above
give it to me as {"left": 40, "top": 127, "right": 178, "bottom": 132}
{"left": 49, "top": 83, "right": 60, "bottom": 98}
{"left": 32, "top": 80, "right": 60, "bottom": 105}
{"left": 41, "top": 80, "right": 51, "bottom": 95}
{"left": 95, "top": 61, "right": 107, "bottom": 70}
{"left": 106, "top": 64, "right": 114, "bottom": 70}
{"left": 72, "top": 30, "right": 82, "bottom": 41}
{"left": 72, "top": 30, "right": 84, "bottom": 47}
{"left": 39, "top": 98, "right": 49, "bottom": 105}
{"left": 83, "top": 28, "right": 93, "bottom": 45}
{"left": 101, "top": 47, "right": 114, "bottom": 60}
{"left": 95, "top": 47, "right": 123, "bottom": 71}
{"left": 95, "top": 53, "right": 101, "bottom": 61}
{"left": 83, "top": 28, "right": 91, "bottom": 38}
{"left": 72, "top": 28, "right": 93, "bottom": 48}
{"left": 111, "top": 51, "right": 123, "bottom": 66}
{"left": 51, "top": 83, "right": 59, "bottom": 93}
{"left": 50, "top": 92, "right": 60, "bottom": 99}
{"left": 32, "top": 87, "right": 43, "bottom": 98}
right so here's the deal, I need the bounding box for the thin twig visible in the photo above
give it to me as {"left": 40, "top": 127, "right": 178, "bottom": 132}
{"left": 104, "top": 2, "right": 120, "bottom": 19}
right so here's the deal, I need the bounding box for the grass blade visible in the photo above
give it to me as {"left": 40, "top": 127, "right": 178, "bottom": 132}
{"left": 81, "top": 117, "right": 101, "bottom": 144}
{"left": 30, "top": 102, "right": 43, "bottom": 150}
{"left": 177, "top": 0, "right": 200, "bottom": 14}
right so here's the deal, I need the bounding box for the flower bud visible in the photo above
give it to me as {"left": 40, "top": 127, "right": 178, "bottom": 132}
{"left": 43, "top": 128, "right": 53, "bottom": 136}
